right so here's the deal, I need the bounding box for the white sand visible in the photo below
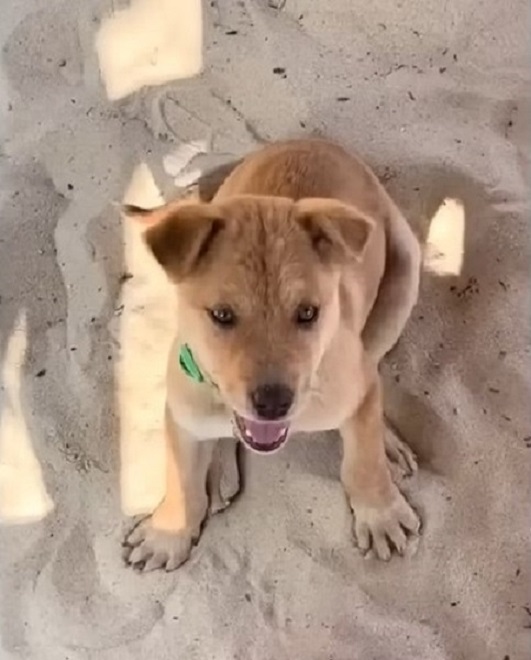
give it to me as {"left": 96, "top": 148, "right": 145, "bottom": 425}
{"left": 1, "top": 1, "right": 530, "bottom": 658}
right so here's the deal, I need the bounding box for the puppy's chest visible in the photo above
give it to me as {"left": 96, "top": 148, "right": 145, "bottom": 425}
{"left": 294, "top": 336, "right": 368, "bottom": 432}
{"left": 294, "top": 371, "right": 364, "bottom": 433}
{"left": 171, "top": 388, "right": 357, "bottom": 440}
{"left": 168, "top": 390, "right": 234, "bottom": 440}
{"left": 170, "top": 378, "right": 363, "bottom": 441}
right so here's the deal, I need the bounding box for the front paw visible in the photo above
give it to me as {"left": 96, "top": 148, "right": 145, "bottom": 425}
{"left": 350, "top": 488, "right": 420, "bottom": 561}
{"left": 123, "top": 516, "right": 194, "bottom": 572}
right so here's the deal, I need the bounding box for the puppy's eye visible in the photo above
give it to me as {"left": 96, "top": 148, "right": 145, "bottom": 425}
{"left": 295, "top": 304, "right": 320, "bottom": 326}
{"left": 208, "top": 306, "right": 236, "bottom": 327}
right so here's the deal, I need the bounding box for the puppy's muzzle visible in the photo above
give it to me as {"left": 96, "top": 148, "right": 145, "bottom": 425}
{"left": 250, "top": 382, "right": 294, "bottom": 420}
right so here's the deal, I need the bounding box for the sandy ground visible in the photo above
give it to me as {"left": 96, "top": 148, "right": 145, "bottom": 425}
{"left": 1, "top": 1, "right": 530, "bottom": 659}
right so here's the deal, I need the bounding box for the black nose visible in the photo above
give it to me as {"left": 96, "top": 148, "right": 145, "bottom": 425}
{"left": 251, "top": 383, "right": 294, "bottom": 420}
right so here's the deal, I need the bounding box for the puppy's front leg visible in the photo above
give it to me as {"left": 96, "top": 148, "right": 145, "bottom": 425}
{"left": 124, "top": 406, "right": 213, "bottom": 572}
{"left": 340, "top": 376, "right": 420, "bottom": 560}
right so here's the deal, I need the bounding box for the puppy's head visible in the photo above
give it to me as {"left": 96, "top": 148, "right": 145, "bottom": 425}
{"left": 125, "top": 196, "right": 373, "bottom": 453}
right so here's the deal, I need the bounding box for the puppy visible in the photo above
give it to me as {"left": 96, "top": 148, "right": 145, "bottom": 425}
{"left": 123, "top": 139, "right": 421, "bottom": 571}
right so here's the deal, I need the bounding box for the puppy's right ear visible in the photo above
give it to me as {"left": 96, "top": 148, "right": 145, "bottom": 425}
{"left": 124, "top": 202, "right": 224, "bottom": 281}
{"left": 294, "top": 198, "right": 374, "bottom": 264}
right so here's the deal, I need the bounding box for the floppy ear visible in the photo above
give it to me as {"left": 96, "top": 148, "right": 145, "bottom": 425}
{"left": 123, "top": 202, "right": 224, "bottom": 281}
{"left": 121, "top": 197, "right": 198, "bottom": 226}
{"left": 294, "top": 198, "right": 374, "bottom": 263}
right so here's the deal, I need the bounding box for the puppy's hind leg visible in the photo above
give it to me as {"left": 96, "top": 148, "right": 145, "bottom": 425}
{"left": 384, "top": 418, "right": 418, "bottom": 479}
{"left": 363, "top": 207, "right": 420, "bottom": 476}
{"left": 362, "top": 207, "right": 421, "bottom": 363}
{"left": 207, "top": 437, "right": 240, "bottom": 514}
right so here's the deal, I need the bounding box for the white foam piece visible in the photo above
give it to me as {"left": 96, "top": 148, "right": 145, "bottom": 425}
{"left": 162, "top": 140, "right": 208, "bottom": 178}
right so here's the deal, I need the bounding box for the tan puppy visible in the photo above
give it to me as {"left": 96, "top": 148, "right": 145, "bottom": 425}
{"left": 123, "top": 139, "right": 421, "bottom": 571}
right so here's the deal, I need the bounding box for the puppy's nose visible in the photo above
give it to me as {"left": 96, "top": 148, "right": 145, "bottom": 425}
{"left": 251, "top": 383, "right": 294, "bottom": 420}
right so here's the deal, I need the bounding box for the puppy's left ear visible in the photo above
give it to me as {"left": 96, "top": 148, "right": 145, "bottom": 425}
{"left": 295, "top": 198, "right": 375, "bottom": 263}
{"left": 122, "top": 201, "right": 224, "bottom": 281}
{"left": 121, "top": 198, "right": 196, "bottom": 226}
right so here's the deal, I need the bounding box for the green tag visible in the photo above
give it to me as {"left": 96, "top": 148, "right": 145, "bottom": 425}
{"left": 179, "top": 344, "right": 204, "bottom": 383}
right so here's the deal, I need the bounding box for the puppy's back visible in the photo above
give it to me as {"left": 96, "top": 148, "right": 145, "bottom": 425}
{"left": 215, "top": 139, "right": 389, "bottom": 226}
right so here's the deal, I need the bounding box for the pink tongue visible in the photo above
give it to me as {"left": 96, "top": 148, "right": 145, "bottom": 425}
{"left": 244, "top": 419, "right": 286, "bottom": 445}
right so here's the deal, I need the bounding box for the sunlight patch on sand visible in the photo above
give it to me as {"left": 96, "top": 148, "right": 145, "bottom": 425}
{"left": 95, "top": 0, "right": 203, "bottom": 100}
{"left": 424, "top": 197, "right": 465, "bottom": 276}
{"left": 0, "top": 312, "right": 54, "bottom": 523}
{"left": 117, "top": 163, "right": 172, "bottom": 515}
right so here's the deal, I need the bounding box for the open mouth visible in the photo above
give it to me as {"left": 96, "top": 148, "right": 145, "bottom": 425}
{"left": 233, "top": 413, "right": 290, "bottom": 454}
